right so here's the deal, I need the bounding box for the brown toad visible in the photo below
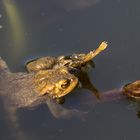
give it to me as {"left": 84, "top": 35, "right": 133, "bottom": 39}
{"left": 0, "top": 57, "right": 85, "bottom": 140}
{"left": 25, "top": 41, "right": 108, "bottom": 72}
{"left": 25, "top": 41, "right": 108, "bottom": 99}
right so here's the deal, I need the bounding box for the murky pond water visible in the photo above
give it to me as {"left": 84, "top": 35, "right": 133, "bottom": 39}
{"left": 1, "top": 0, "right": 140, "bottom": 140}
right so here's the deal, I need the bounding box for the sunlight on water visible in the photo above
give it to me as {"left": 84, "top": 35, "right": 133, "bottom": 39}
{"left": 3, "top": 0, "right": 26, "bottom": 56}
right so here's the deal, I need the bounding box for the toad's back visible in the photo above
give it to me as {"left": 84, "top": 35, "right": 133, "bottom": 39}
{"left": 0, "top": 70, "right": 40, "bottom": 108}
{"left": 0, "top": 57, "right": 78, "bottom": 109}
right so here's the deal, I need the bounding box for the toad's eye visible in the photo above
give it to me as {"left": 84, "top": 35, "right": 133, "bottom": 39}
{"left": 59, "top": 79, "right": 70, "bottom": 89}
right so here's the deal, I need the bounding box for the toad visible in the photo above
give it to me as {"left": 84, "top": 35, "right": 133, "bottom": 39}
{"left": 25, "top": 41, "right": 108, "bottom": 72}
{"left": 0, "top": 57, "right": 85, "bottom": 140}
{"left": 25, "top": 41, "right": 108, "bottom": 99}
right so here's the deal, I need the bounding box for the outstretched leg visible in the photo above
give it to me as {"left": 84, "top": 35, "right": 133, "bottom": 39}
{"left": 78, "top": 71, "right": 101, "bottom": 99}
{"left": 45, "top": 96, "right": 87, "bottom": 121}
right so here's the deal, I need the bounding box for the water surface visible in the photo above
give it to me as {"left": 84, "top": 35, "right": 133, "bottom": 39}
{"left": 0, "top": 0, "right": 140, "bottom": 140}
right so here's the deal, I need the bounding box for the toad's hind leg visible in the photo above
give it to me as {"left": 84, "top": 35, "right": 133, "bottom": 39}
{"left": 25, "top": 57, "right": 57, "bottom": 72}
{"left": 78, "top": 71, "right": 101, "bottom": 99}
{"left": 4, "top": 106, "right": 30, "bottom": 140}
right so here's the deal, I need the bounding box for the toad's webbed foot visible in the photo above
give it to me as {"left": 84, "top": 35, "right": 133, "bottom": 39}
{"left": 66, "top": 41, "right": 108, "bottom": 68}
{"left": 46, "top": 96, "right": 87, "bottom": 121}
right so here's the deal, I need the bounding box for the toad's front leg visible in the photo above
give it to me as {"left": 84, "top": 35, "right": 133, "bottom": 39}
{"left": 45, "top": 96, "right": 87, "bottom": 121}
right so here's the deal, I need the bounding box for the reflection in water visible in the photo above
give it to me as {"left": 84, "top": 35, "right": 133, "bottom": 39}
{"left": 61, "top": 0, "right": 100, "bottom": 10}
{"left": 3, "top": 106, "right": 29, "bottom": 140}
{"left": 3, "top": 0, "right": 25, "bottom": 55}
